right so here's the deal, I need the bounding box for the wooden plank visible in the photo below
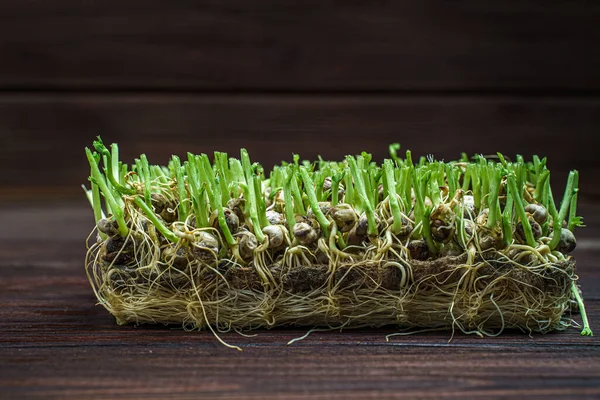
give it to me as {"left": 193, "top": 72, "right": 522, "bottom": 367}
{"left": 0, "top": 202, "right": 599, "bottom": 399}
{"left": 0, "top": 1, "right": 598, "bottom": 90}
{"left": 0, "top": 341, "right": 599, "bottom": 399}
{"left": 1, "top": 94, "right": 599, "bottom": 197}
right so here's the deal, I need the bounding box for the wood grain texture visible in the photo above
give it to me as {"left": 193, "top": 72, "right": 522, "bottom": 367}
{"left": 0, "top": 201, "right": 599, "bottom": 399}
{"left": 1, "top": 94, "right": 598, "bottom": 198}
{"left": 0, "top": 1, "right": 598, "bottom": 91}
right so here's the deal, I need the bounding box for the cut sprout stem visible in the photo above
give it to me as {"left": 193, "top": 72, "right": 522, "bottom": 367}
{"left": 299, "top": 167, "right": 331, "bottom": 237}
{"left": 85, "top": 147, "right": 128, "bottom": 237}
{"left": 549, "top": 171, "right": 577, "bottom": 250}
{"left": 507, "top": 172, "right": 536, "bottom": 248}
{"left": 212, "top": 177, "right": 236, "bottom": 246}
{"left": 241, "top": 149, "right": 265, "bottom": 242}
{"left": 347, "top": 156, "right": 377, "bottom": 236}
{"left": 384, "top": 159, "right": 403, "bottom": 235}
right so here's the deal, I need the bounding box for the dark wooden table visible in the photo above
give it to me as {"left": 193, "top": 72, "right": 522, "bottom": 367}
{"left": 1, "top": 199, "right": 598, "bottom": 399}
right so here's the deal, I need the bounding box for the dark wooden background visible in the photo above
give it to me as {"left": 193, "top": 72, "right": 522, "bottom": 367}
{"left": 1, "top": 1, "right": 599, "bottom": 399}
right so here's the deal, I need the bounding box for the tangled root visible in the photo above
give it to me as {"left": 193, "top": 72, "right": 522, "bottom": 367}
{"left": 86, "top": 218, "right": 578, "bottom": 346}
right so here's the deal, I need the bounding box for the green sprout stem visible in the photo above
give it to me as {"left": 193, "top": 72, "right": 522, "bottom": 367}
{"left": 344, "top": 168, "right": 355, "bottom": 209}
{"left": 215, "top": 152, "right": 231, "bottom": 205}
{"left": 384, "top": 159, "right": 403, "bottom": 235}
{"left": 152, "top": 165, "right": 168, "bottom": 184}
{"left": 199, "top": 155, "right": 218, "bottom": 210}
{"left": 461, "top": 167, "right": 471, "bottom": 192}
{"left": 571, "top": 282, "right": 593, "bottom": 336}
{"left": 330, "top": 172, "right": 343, "bottom": 207}
{"left": 412, "top": 171, "right": 437, "bottom": 255}
{"left": 314, "top": 171, "right": 325, "bottom": 202}
{"left": 90, "top": 182, "right": 104, "bottom": 224}
{"left": 480, "top": 165, "right": 489, "bottom": 211}
{"left": 299, "top": 167, "right": 330, "bottom": 237}
{"left": 568, "top": 170, "right": 580, "bottom": 232}
{"left": 254, "top": 174, "right": 270, "bottom": 228}
{"left": 111, "top": 143, "right": 120, "bottom": 184}
{"left": 86, "top": 148, "right": 128, "bottom": 237}
{"left": 185, "top": 157, "right": 209, "bottom": 228}
{"left": 471, "top": 167, "right": 481, "bottom": 212}
{"left": 82, "top": 183, "right": 107, "bottom": 240}
{"left": 213, "top": 177, "right": 236, "bottom": 246}
{"left": 170, "top": 156, "right": 189, "bottom": 221}
{"left": 283, "top": 171, "right": 296, "bottom": 233}
{"left": 507, "top": 172, "right": 536, "bottom": 248}
{"left": 549, "top": 171, "right": 577, "bottom": 250}
{"left": 422, "top": 207, "right": 438, "bottom": 256}
{"left": 289, "top": 169, "right": 306, "bottom": 215}
{"left": 93, "top": 139, "right": 135, "bottom": 196}
{"left": 241, "top": 149, "right": 265, "bottom": 242}
{"left": 402, "top": 167, "right": 412, "bottom": 210}
{"left": 538, "top": 170, "right": 550, "bottom": 210}
{"left": 534, "top": 159, "right": 548, "bottom": 202}
{"left": 133, "top": 197, "right": 178, "bottom": 243}
{"left": 456, "top": 198, "right": 469, "bottom": 249}
{"left": 502, "top": 192, "right": 514, "bottom": 248}
{"left": 446, "top": 164, "right": 457, "bottom": 197}
{"left": 486, "top": 166, "right": 502, "bottom": 229}
{"left": 139, "top": 154, "right": 152, "bottom": 207}
{"left": 347, "top": 157, "right": 377, "bottom": 236}
{"left": 389, "top": 143, "right": 401, "bottom": 166}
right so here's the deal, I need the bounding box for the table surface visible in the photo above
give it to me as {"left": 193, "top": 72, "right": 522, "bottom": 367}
{"left": 1, "top": 199, "right": 599, "bottom": 400}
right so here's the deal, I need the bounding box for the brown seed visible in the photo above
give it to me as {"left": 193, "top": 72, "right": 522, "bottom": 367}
{"left": 346, "top": 225, "right": 366, "bottom": 246}
{"left": 407, "top": 240, "right": 429, "bottom": 260}
{"left": 516, "top": 219, "right": 542, "bottom": 242}
{"left": 97, "top": 218, "right": 119, "bottom": 236}
{"left": 524, "top": 203, "right": 548, "bottom": 225}
{"left": 556, "top": 228, "right": 576, "bottom": 254}
{"left": 210, "top": 208, "right": 239, "bottom": 234}
{"left": 151, "top": 193, "right": 168, "bottom": 214}
{"left": 293, "top": 222, "right": 319, "bottom": 245}
{"left": 225, "top": 209, "right": 240, "bottom": 233}
{"left": 227, "top": 198, "right": 246, "bottom": 224}
{"left": 160, "top": 207, "right": 178, "bottom": 223}
{"left": 191, "top": 232, "right": 220, "bottom": 264}
{"left": 163, "top": 244, "right": 193, "bottom": 268}
{"left": 431, "top": 219, "right": 454, "bottom": 242}
{"left": 331, "top": 204, "right": 358, "bottom": 233}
